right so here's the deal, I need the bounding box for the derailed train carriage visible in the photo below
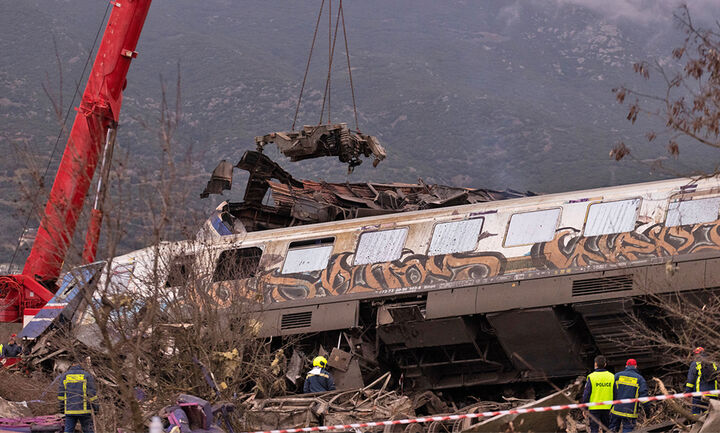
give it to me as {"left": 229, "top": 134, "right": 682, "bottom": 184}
{"left": 31, "top": 172, "right": 720, "bottom": 392}
{"left": 11, "top": 0, "right": 718, "bottom": 396}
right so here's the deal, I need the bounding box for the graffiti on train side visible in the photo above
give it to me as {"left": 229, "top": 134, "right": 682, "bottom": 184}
{"left": 253, "top": 219, "right": 720, "bottom": 302}
{"left": 262, "top": 250, "right": 506, "bottom": 302}
{"left": 531, "top": 220, "right": 720, "bottom": 269}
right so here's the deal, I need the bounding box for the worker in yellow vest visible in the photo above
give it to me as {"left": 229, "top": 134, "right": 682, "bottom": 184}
{"left": 582, "top": 355, "right": 614, "bottom": 433}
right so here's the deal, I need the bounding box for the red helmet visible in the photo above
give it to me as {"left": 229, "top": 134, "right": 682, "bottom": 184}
{"left": 694, "top": 347, "right": 705, "bottom": 355}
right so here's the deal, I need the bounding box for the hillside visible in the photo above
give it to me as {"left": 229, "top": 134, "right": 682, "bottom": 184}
{"left": 1, "top": 0, "right": 718, "bottom": 265}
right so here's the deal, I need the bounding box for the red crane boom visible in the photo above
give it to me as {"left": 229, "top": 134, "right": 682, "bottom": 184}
{"left": 0, "top": 0, "right": 153, "bottom": 322}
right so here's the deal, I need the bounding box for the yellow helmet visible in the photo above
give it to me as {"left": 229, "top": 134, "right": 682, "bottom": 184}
{"left": 313, "top": 356, "right": 328, "bottom": 368}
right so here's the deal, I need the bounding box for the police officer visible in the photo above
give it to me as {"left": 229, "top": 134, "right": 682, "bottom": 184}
{"left": 56, "top": 362, "right": 99, "bottom": 433}
{"left": 684, "top": 347, "right": 718, "bottom": 415}
{"left": 609, "top": 359, "right": 647, "bottom": 433}
{"left": 303, "top": 356, "right": 336, "bottom": 393}
{"left": 582, "top": 355, "right": 614, "bottom": 433}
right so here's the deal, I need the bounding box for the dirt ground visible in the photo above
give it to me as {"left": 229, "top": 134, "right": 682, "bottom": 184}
{"left": 0, "top": 369, "right": 56, "bottom": 415}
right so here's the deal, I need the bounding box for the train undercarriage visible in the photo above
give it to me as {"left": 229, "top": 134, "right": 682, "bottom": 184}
{"left": 267, "top": 264, "right": 719, "bottom": 395}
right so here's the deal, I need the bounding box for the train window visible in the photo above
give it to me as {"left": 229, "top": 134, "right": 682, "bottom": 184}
{"left": 282, "top": 238, "right": 335, "bottom": 274}
{"left": 584, "top": 199, "right": 640, "bottom": 237}
{"left": 165, "top": 254, "right": 195, "bottom": 287}
{"left": 666, "top": 197, "right": 720, "bottom": 227}
{"left": 354, "top": 228, "right": 408, "bottom": 265}
{"left": 429, "top": 218, "right": 484, "bottom": 255}
{"left": 212, "top": 247, "right": 262, "bottom": 282}
{"left": 504, "top": 208, "right": 561, "bottom": 247}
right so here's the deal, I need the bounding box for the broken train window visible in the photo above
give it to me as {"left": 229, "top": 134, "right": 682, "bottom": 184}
{"left": 165, "top": 254, "right": 196, "bottom": 287}
{"left": 212, "top": 247, "right": 263, "bottom": 282}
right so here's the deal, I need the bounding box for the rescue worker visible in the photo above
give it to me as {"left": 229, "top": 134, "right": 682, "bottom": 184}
{"left": 582, "top": 355, "right": 614, "bottom": 433}
{"left": 1, "top": 334, "right": 22, "bottom": 358}
{"left": 609, "top": 359, "right": 647, "bottom": 433}
{"left": 684, "top": 347, "right": 718, "bottom": 415}
{"left": 303, "top": 356, "right": 336, "bottom": 393}
{"left": 56, "top": 362, "right": 99, "bottom": 433}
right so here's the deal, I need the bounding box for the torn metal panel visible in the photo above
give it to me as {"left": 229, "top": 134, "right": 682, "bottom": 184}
{"left": 327, "top": 348, "right": 352, "bottom": 372}
{"left": 203, "top": 151, "right": 534, "bottom": 233}
{"left": 699, "top": 400, "right": 720, "bottom": 433}
{"left": 286, "top": 349, "right": 304, "bottom": 384}
{"left": 332, "top": 358, "right": 364, "bottom": 390}
{"left": 255, "top": 123, "right": 386, "bottom": 170}
{"left": 200, "top": 160, "right": 234, "bottom": 198}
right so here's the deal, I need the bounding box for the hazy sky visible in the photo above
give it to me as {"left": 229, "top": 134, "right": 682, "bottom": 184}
{"left": 553, "top": 0, "right": 720, "bottom": 23}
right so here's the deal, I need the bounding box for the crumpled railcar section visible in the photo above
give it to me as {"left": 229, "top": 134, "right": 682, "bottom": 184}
{"left": 202, "top": 150, "right": 534, "bottom": 232}
{"left": 255, "top": 123, "right": 386, "bottom": 170}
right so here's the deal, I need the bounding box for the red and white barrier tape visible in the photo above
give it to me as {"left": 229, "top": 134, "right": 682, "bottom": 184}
{"left": 247, "top": 389, "right": 720, "bottom": 433}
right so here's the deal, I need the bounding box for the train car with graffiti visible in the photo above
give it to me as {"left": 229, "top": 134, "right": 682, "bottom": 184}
{"left": 67, "top": 174, "right": 720, "bottom": 390}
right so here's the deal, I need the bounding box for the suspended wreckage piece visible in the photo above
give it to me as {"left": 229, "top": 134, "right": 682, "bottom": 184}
{"left": 255, "top": 123, "right": 386, "bottom": 171}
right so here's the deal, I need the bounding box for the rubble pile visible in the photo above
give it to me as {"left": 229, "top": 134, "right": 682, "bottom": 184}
{"left": 241, "top": 373, "right": 414, "bottom": 431}
{"left": 2, "top": 355, "right": 720, "bottom": 433}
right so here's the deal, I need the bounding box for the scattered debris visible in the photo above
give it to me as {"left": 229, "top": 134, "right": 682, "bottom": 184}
{"left": 160, "top": 394, "right": 231, "bottom": 433}
{"left": 696, "top": 399, "right": 720, "bottom": 433}
{"left": 241, "top": 374, "right": 413, "bottom": 432}
{"left": 460, "top": 379, "right": 583, "bottom": 433}
{"left": 0, "top": 414, "right": 64, "bottom": 432}
{"left": 240, "top": 377, "right": 593, "bottom": 433}
{"left": 0, "top": 396, "right": 31, "bottom": 419}
{"left": 651, "top": 377, "right": 699, "bottom": 423}
{"left": 411, "top": 391, "right": 450, "bottom": 415}
{"left": 636, "top": 420, "right": 684, "bottom": 432}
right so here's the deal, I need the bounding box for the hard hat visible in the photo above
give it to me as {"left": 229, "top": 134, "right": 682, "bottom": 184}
{"left": 626, "top": 358, "right": 637, "bottom": 367}
{"left": 694, "top": 347, "right": 705, "bottom": 354}
{"left": 313, "top": 356, "right": 328, "bottom": 368}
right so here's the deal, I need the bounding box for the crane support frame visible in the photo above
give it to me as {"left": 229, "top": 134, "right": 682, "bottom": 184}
{"left": 0, "top": 0, "right": 153, "bottom": 321}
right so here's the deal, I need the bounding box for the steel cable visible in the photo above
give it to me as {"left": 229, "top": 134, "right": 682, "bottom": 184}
{"left": 318, "top": 5, "right": 342, "bottom": 124}
{"left": 340, "top": 1, "right": 360, "bottom": 131}
{"left": 291, "top": 0, "right": 326, "bottom": 131}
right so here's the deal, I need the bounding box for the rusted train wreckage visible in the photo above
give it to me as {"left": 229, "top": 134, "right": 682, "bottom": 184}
{"left": 6, "top": 0, "right": 720, "bottom": 396}
{"left": 24, "top": 155, "right": 720, "bottom": 392}
{"left": 157, "top": 169, "right": 720, "bottom": 390}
